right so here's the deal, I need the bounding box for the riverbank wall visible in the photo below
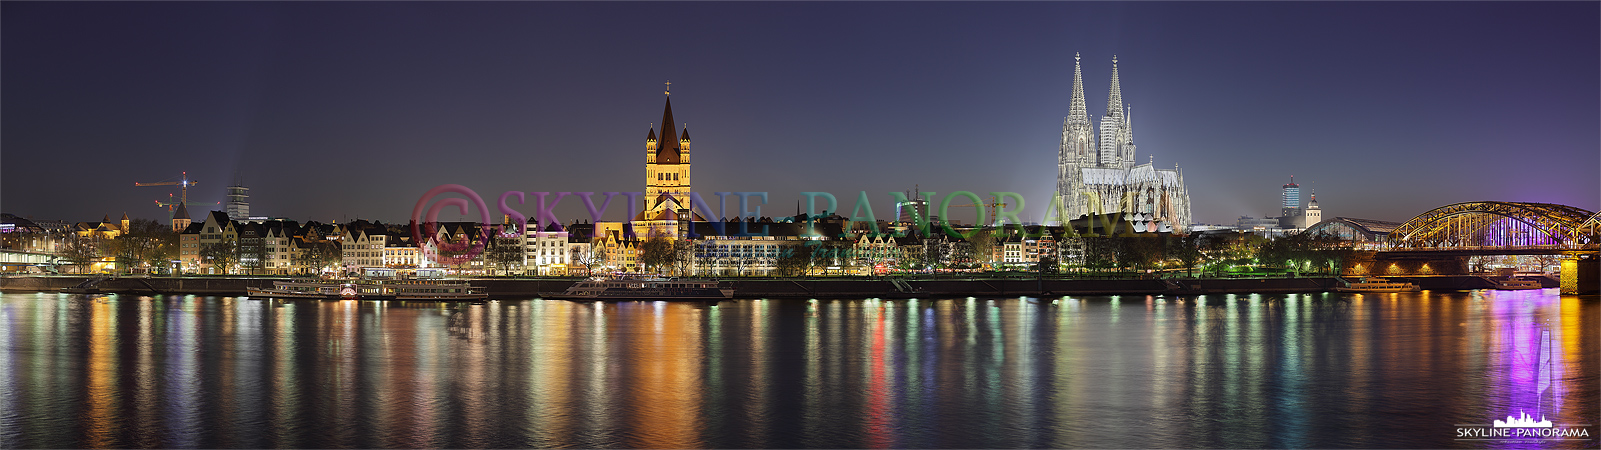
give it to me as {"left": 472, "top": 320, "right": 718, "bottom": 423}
{"left": 0, "top": 275, "right": 1364, "bottom": 298}
{"left": 3, "top": 274, "right": 1567, "bottom": 298}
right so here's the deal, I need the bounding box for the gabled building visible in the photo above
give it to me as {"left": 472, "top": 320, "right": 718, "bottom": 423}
{"left": 259, "top": 220, "right": 298, "bottom": 275}
{"left": 526, "top": 220, "right": 569, "bottom": 275}
{"left": 185, "top": 211, "right": 237, "bottom": 273}
{"left": 341, "top": 221, "right": 388, "bottom": 273}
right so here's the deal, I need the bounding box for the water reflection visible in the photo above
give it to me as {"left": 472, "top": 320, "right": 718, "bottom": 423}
{"left": 0, "top": 291, "right": 1595, "bottom": 449}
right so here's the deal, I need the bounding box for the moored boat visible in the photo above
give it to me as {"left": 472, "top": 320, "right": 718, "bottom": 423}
{"left": 1335, "top": 277, "right": 1420, "bottom": 293}
{"left": 1490, "top": 277, "right": 1543, "bottom": 290}
{"left": 247, "top": 278, "right": 485, "bottom": 301}
{"left": 542, "top": 277, "right": 734, "bottom": 301}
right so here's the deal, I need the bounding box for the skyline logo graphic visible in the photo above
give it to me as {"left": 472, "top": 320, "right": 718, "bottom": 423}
{"left": 1455, "top": 328, "right": 1592, "bottom": 443}
{"left": 1493, "top": 411, "right": 1553, "bottom": 428}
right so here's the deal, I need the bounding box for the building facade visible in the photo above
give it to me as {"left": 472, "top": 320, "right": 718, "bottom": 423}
{"left": 1056, "top": 54, "right": 1192, "bottom": 232}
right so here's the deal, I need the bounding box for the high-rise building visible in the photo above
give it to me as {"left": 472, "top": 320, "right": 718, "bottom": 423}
{"left": 226, "top": 185, "right": 250, "bottom": 220}
{"left": 1281, "top": 176, "right": 1300, "bottom": 218}
{"left": 1056, "top": 54, "right": 1191, "bottom": 231}
{"left": 1277, "top": 176, "right": 1323, "bottom": 230}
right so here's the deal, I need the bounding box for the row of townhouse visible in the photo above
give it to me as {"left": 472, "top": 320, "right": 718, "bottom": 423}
{"left": 179, "top": 211, "right": 346, "bottom": 274}
{"left": 993, "top": 235, "right": 1060, "bottom": 266}
{"left": 163, "top": 209, "right": 1143, "bottom": 276}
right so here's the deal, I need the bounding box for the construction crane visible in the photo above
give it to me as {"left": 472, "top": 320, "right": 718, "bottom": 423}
{"left": 153, "top": 193, "right": 219, "bottom": 213}
{"left": 135, "top": 171, "right": 203, "bottom": 213}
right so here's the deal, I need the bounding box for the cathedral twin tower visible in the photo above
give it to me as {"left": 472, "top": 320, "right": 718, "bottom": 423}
{"left": 1057, "top": 54, "right": 1191, "bottom": 231}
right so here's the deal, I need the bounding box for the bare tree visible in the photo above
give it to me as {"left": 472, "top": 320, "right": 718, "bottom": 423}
{"left": 776, "top": 242, "right": 814, "bottom": 277}
{"left": 569, "top": 245, "right": 603, "bottom": 277}
{"left": 486, "top": 234, "right": 525, "bottom": 275}
{"left": 640, "top": 236, "right": 678, "bottom": 275}
{"left": 56, "top": 233, "right": 101, "bottom": 274}
{"left": 200, "top": 241, "right": 239, "bottom": 274}
{"left": 673, "top": 240, "right": 695, "bottom": 276}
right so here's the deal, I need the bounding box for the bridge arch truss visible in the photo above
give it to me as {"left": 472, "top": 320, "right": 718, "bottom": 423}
{"left": 1391, "top": 201, "right": 1595, "bottom": 249}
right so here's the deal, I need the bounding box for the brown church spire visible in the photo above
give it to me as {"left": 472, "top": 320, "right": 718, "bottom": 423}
{"left": 656, "top": 96, "right": 681, "bottom": 164}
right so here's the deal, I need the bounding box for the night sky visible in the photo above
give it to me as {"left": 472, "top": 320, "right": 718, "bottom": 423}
{"left": 4, "top": 2, "right": 1597, "bottom": 227}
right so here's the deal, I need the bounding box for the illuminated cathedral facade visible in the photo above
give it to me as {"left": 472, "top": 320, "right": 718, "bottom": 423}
{"left": 1056, "top": 54, "right": 1192, "bottom": 232}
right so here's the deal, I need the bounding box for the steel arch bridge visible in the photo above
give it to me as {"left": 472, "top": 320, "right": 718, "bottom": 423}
{"left": 1391, "top": 201, "right": 1596, "bottom": 250}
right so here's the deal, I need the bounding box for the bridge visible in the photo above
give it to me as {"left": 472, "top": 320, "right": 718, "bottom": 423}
{"left": 1324, "top": 201, "right": 1598, "bottom": 293}
{"left": 1388, "top": 201, "right": 1596, "bottom": 253}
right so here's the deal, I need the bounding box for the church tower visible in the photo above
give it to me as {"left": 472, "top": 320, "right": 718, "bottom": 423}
{"left": 1098, "top": 55, "right": 1135, "bottom": 170}
{"left": 640, "top": 83, "right": 696, "bottom": 223}
{"left": 1058, "top": 53, "right": 1098, "bottom": 221}
{"left": 172, "top": 202, "right": 192, "bottom": 232}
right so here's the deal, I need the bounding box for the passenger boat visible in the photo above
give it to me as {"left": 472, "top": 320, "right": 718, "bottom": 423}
{"left": 246, "top": 280, "right": 348, "bottom": 299}
{"left": 387, "top": 279, "right": 488, "bottom": 300}
{"left": 542, "top": 277, "right": 734, "bottom": 301}
{"left": 1491, "top": 277, "right": 1543, "bottom": 290}
{"left": 247, "top": 277, "right": 486, "bottom": 301}
{"left": 1335, "top": 277, "right": 1420, "bottom": 293}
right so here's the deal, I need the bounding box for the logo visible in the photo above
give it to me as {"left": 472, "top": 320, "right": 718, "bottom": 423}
{"left": 1454, "top": 328, "right": 1593, "bottom": 443}
{"left": 1456, "top": 411, "right": 1590, "bottom": 441}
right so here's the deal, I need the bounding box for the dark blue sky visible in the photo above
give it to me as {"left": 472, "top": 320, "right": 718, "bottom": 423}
{"left": 4, "top": 2, "right": 1597, "bottom": 226}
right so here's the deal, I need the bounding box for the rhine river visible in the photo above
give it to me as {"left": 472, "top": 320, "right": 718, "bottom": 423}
{"left": 2, "top": 290, "right": 1596, "bottom": 448}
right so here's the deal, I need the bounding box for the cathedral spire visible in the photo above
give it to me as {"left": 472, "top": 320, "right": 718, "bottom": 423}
{"left": 1106, "top": 55, "right": 1124, "bottom": 119}
{"left": 1068, "top": 52, "right": 1089, "bottom": 123}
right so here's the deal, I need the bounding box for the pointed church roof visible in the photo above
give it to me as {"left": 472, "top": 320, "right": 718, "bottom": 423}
{"left": 120, "top": 212, "right": 129, "bottom": 221}
{"left": 1068, "top": 52, "right": 1089, "bottom": 123}
{"left": 173, "top": 202, "right": 190, "bottom": 220}
{"left": 1106, "top": 55, "right": 1124, "bottom": 119}
{"left": 656, "top": 97, "right": 681, "bottom": 164}
{"left": 646, "top": 125, "right": 657, "bottom": 142}
{"left": 1124, "top": 105, "right": 1133, "bottom": 141}
{"left": 679, "top": 124, "right": 690, "bottom": 142}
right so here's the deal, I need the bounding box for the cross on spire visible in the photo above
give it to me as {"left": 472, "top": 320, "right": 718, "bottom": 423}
{"left": 664, "top": 80, "right": 671, "bottom": 95}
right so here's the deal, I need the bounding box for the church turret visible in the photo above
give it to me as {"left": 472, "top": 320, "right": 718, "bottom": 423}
{"left": 679, "top": 124, "right": 691, "bottom": 164}
{"left": 172, "top": 203, "right": 192, "bottom": 232}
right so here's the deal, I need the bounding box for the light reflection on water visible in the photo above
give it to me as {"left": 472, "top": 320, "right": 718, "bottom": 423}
{"left": 0, "top": 291, "right": 1595, "bottom": 448}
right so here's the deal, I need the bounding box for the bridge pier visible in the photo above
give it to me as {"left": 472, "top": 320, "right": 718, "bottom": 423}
{"left": 1560, "top": 254, "right": 1597, "bottom": 295}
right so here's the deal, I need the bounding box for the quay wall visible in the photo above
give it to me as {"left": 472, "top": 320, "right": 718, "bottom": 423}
{"left": 3, "top": 275, "right": 1361, "bottom": 298}
{"left": 2, "top": 274, "right": 1566, "bottom": 298}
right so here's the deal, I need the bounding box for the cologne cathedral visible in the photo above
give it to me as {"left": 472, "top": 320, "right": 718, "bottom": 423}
{"left": 1057, "top": 54, "right": 1192, "bottom": 232}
